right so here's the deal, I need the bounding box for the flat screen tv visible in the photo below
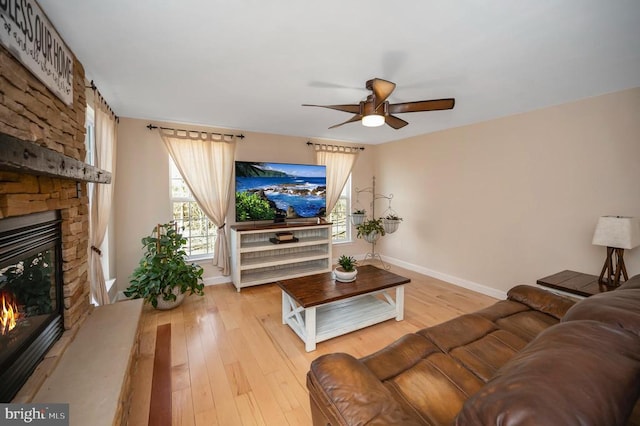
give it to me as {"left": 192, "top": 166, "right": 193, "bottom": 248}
{"left": 235, "top": 161, "right": 327, "bottom": 222}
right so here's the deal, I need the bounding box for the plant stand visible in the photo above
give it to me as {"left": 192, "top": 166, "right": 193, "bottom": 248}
{"left": 362, "top": 240, "right": 390, "bottom": 270}
{"left": 354, "top": 176, "right": 398, "bottom": 270}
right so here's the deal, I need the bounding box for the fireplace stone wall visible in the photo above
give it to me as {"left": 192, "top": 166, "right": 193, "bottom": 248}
{"left": 0, "top": 45, "right": 91, "bottom": 331}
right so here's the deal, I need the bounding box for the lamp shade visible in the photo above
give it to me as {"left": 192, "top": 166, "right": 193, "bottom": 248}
{"left": 592, "top": 216, "right": 640, "bottom": 249}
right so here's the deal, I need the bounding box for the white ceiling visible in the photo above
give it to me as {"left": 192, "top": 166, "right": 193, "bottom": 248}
{"left": 38, "top": 1, "right": 640, "bottom": 144}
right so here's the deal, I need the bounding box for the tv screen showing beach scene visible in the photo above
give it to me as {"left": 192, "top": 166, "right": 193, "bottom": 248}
{"left": 235, "top": 161, "right": 327, "bottom": 222}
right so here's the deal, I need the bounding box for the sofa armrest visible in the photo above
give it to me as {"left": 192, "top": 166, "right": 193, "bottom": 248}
{"left": 508, "top": 284, "right": 575, "bottom": 319}
{"left": 307, "top": 353, "right": 422, "bottom": 426}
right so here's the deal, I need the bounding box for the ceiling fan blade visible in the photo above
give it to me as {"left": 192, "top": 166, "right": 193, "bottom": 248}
{"left": 388, "top": 98, "right": 455, "bottom": 114}
{"left": 329, "top": 114, "right": 363, "bottom": 129}
{"left": 302, "top": 104, "right": 360, "bottom": 114}
{"left": 385, "top": 115, "right": 409, "bottom": 129}
{"left": 368, "top": 78, "right": 396, "bottom": 111}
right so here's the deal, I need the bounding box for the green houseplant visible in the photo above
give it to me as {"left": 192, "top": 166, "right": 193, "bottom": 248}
{"left": 337, "top": 255, "right": 357, "bottom": 272}
{"left": 335, "top": 254, "right": 358, "bottom": 282}
{"left": 356, "top": 218, "right": 386, "bottom": 243}
{"left": 124, "top": 222, "right": 204, "bottom": 309}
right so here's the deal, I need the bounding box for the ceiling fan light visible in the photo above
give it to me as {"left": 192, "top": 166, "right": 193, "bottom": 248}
{"left": 362, "top": 114, "right": 385, "bottom": 127}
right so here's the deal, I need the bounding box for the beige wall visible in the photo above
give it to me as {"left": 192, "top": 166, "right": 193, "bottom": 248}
{"left": 115, "top": 88, "right": 639, "bottom": 296}
{"left": 114, "top": 119, "right": 374, "bottom": 292}
{"left": 375, "top": 87, "right": 640, "bottom": 294}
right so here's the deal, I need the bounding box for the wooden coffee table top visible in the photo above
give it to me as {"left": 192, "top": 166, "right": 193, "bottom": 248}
{"left": 276, "top": 264, "right": 410, "bottom": 308}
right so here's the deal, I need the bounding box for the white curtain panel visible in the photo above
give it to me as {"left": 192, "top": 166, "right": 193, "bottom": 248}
{"left": 160, "top": 129, "right": 236, "bottom": 275}
{"left": 314, "top": 144, "right": 359, "bottom": 213}
{"left": 89, "top": 103, "right": 117, "bottom": 305}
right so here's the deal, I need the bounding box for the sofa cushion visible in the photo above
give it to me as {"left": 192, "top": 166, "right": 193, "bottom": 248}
{"left": 493, "top": 310, "right": 560, "bottom": 341}
{"left": 416, "top": 297, "right": 564, "bottom": 383}
{"left": 360, "top": 333, "right": 439, "bottom": 381}
{"left": 387, "top": 352, "right": 485, "bottom": 425}
{"left": 563, "top": 287, "right": 640, "bottom": 336}
{"left": 449, "top": 329, "right": 528, "bottom": 382}
{"left": 455, "top": 320, "right": 640, "bottom": 426}
{"left": 418, "top": 314, "right": 497, "bottom": 352}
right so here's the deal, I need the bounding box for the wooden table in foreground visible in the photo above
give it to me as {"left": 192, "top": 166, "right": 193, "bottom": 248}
{"left": 536, "top": 270, "right": 615, "bottom": 297}
{"left": 277, "top": 265, "right": 410, "bottom": 352}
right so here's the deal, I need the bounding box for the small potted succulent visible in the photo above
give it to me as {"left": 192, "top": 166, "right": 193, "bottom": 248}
{"left": 124, "top": 222, "right": 204, "bottom": 309}
{"left": 334, "top": 254, "right": 358, "bottom": 282}
{"left": 350, "top": 209, "right": 366, "bottom": 226}
{"left": 356, "top": 218, "right": 386, "bottom": 243}
{"left": 382, "top": 214, "right": 403, "bottom": 234}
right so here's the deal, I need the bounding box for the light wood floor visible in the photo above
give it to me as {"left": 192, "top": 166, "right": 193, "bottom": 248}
{"left": 126, "top": 264, "right": 498, "bottom": 426}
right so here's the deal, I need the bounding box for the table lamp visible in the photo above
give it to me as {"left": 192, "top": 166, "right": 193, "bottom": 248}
{"left": 592, "top": 216, "right": 640, "bottom": 286}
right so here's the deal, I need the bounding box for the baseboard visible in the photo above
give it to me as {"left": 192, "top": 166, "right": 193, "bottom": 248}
{"left": 368, "top": 254, "right": 508, "bottom": 300}
{"left": 204, "top": 275, "right": 232, "bottom": 286}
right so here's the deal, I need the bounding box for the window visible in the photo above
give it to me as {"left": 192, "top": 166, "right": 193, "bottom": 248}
{"left": 85, "top": 105, "right": 115, "bottom": 303}
{"left": 329, "top": 175, "right": 351, "bottom": 243}
{"left": 170, "top": 159, "right": 217, "bottom": 259}
{"left": 85, "top": 106, "right": 95, "bottom": 165}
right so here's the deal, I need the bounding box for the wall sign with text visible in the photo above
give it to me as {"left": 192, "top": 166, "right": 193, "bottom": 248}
{"left": 0, "top": 0, "right": 74, "bottom": 106}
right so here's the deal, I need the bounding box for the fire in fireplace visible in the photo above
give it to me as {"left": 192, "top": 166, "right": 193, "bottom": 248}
{"left": 1, "top": 291, "right": 19, "bottom": 335}
{"left": 0, "top": 211, "right": 64, "bottom": 402}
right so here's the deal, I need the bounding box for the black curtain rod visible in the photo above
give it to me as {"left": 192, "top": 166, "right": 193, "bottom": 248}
{"left": 306, "top": 141, "right": 364, "bottom": 151}
{"left": 85, "top": 79, "right": 119, "bottom": 122}
{"left": 146, "top": 124, "right": 245, "bottom": 139}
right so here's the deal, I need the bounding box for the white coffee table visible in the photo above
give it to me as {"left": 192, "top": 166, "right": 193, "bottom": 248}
{"left": 277, "top": 265, "right": 410, "bottom": 352}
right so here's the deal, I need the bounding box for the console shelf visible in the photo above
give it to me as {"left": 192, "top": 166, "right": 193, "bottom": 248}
{"left": 230, "top": 222, "right": 332, "bottom": 291}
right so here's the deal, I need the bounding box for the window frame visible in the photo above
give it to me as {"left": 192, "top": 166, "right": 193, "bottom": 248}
{"left": 329, "top": 175, "right": 352, "bottom": 244}
{"left": 169, "top": 158, "right": 217, "bottom": 261}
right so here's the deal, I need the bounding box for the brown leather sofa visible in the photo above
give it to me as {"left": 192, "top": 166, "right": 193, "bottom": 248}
{"left": 307, "top": 277, "right": 640, "bottom": 425}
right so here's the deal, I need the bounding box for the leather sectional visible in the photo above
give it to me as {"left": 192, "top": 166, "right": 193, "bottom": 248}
{"left": 307, "top": 276, "right": 640, "bottom": 425}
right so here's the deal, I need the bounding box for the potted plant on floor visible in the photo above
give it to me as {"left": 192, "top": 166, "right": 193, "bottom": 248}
{"left": 124, "top": 222, "right": 204, "bottom": 309}
{"left": 334, "top": 254, "right": 358, "bottom": 282}
{"left": 356, "top": 218, "right": 386, "bottom": 243}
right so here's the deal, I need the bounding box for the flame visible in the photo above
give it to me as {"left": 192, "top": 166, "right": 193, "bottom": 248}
{"left": 1, "top": 292, "right": 19, "bottom": 335}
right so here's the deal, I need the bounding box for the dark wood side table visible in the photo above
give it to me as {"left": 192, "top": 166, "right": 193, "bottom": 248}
{"left": 536, "top": 270, "right": 615, "bottom": 297}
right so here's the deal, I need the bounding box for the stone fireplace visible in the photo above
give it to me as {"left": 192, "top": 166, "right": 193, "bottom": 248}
{"left": 0, "top": 210, "right": 64, "bottom": 401}
{"left": 1, "top": 40, "right": 99, "bottom": 401}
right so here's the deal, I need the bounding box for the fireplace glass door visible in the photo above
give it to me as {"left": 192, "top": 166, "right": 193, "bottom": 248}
{"left": 0, "top": 210, "right": 64, "bottom": 402}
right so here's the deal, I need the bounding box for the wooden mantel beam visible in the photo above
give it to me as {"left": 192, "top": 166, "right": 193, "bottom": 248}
{"left": 0, "top": 132, "right": 111, "bottom": 184}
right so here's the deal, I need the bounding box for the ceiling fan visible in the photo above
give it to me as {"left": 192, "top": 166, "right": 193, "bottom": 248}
{"left": 303, "top": 78, "right": 455, "bottom": 130}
